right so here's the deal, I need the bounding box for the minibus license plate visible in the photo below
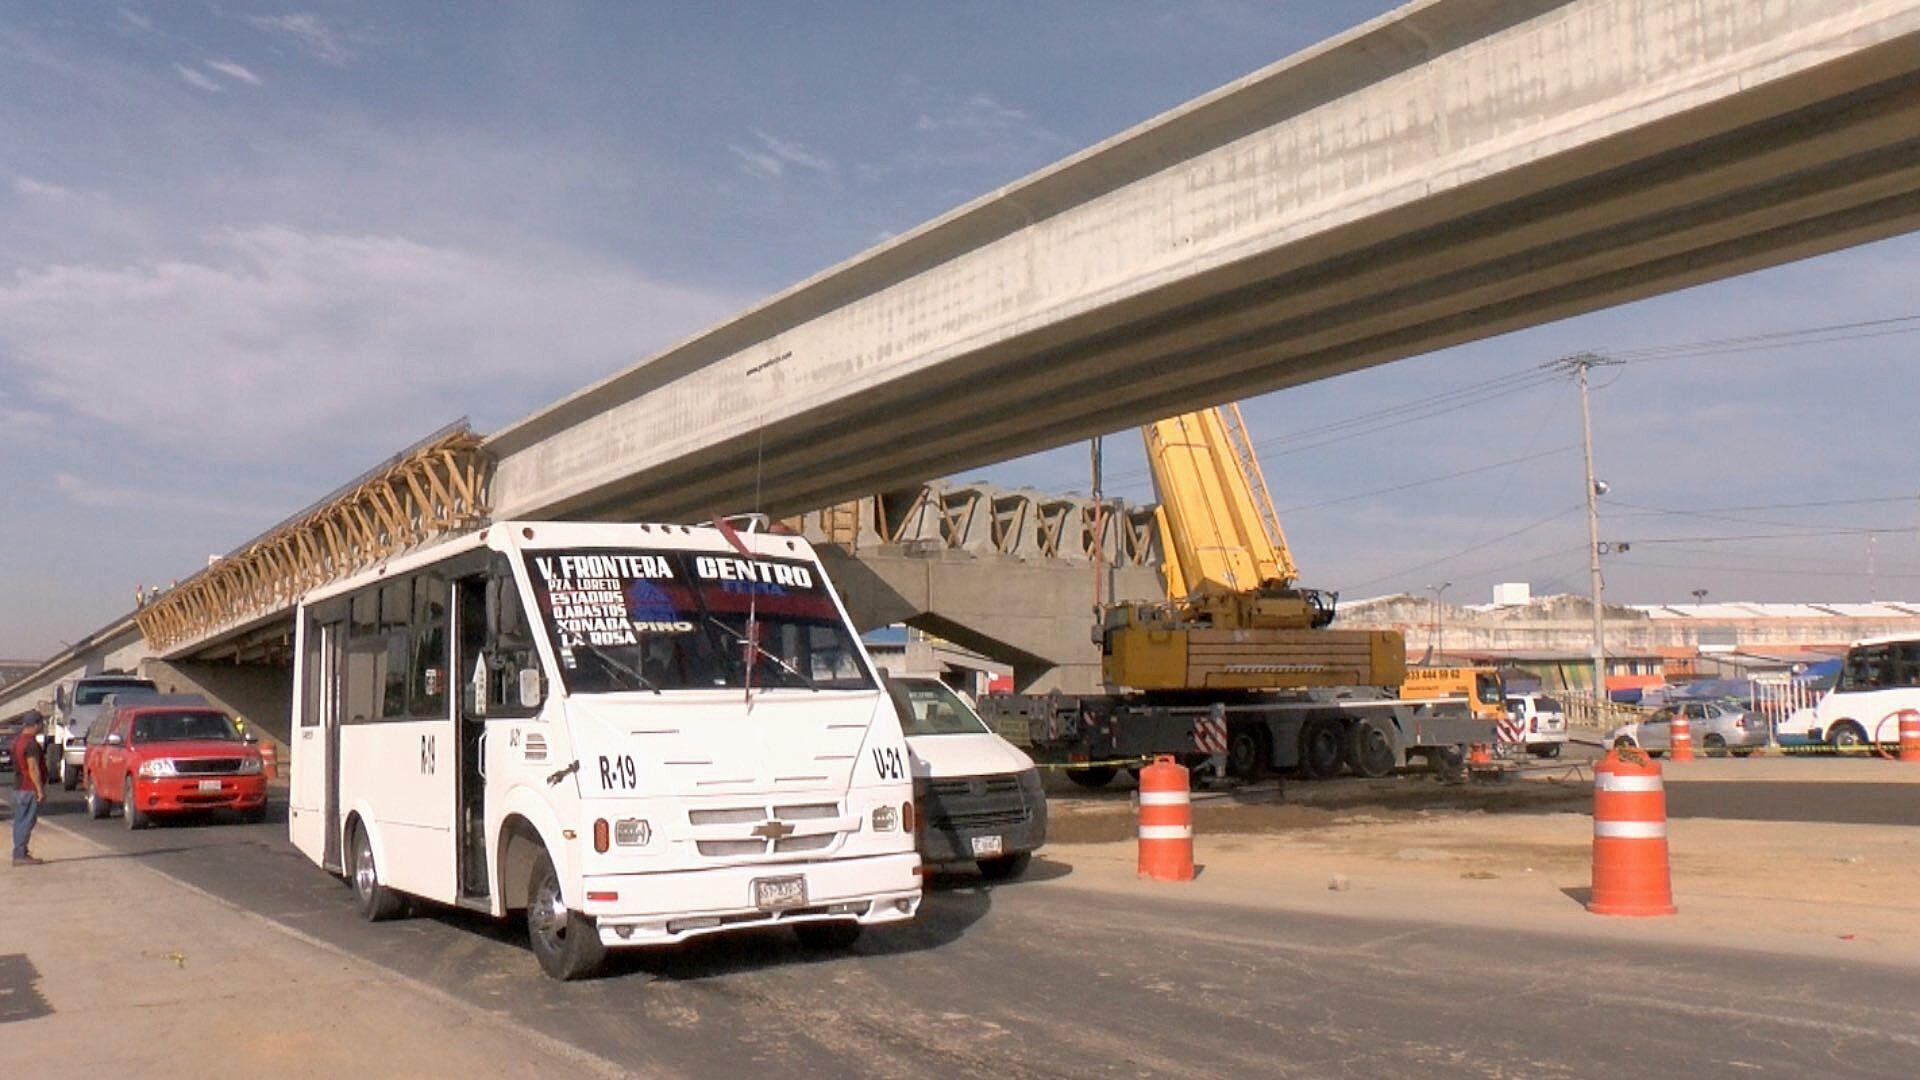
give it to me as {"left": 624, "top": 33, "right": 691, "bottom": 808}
{"left": 197, "top": 780, "right": 223, "bottom": 792}
{"left": 970, "top": 835, "right": 1003, "bottom": 857}
{"left": 754, "top": 876, "right": 807, "bottom": 911}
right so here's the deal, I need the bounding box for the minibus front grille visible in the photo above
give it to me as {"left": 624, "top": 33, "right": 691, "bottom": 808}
{"left": 773, "top": 834, "right": 835, "bottom": 854}
{"left": 696, "top": 840, "right": 768, "bottom": 857}
{"left": 772, "top": 803, "right": 837, "bottom": 820}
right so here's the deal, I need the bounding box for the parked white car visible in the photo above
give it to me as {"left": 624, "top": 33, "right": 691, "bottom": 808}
{"left": 885, "top": 675, "right": 1047, "bottom": 881}
{"left": 1505, "top": 693, "right": 1568, "bottom": 758}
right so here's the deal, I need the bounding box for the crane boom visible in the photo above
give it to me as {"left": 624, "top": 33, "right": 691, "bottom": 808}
{"left": 1102, "top": 405, "right": 1405, "bottom": 692}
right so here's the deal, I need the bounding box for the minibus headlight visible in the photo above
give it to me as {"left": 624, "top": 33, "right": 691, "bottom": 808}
{"left": 614, "top": 818, "right": 651, "bottom": 846}
{"left": 871, "top": 805, "right": 898, "bottom": 832}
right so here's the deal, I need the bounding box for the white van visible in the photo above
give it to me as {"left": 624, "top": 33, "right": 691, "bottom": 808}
{"left": 885, "top": 676, "right": 1046, "bottom": 881}
{"left": 1505, "top": 692, "right": 1568, "bottom": 757}
{"left": 1779, "top": 635, "right": 1920, "bottom": 749}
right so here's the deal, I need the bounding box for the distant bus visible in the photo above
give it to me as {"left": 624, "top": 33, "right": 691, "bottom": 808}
{"left": 1776, "top": 635, "right": 1920, "bottom": 749}
{"left": 289, "top": 520, "right": 921, "bottom": 979}
{"left": 1398, "top": 665, "right": 1507, "bottom": 722}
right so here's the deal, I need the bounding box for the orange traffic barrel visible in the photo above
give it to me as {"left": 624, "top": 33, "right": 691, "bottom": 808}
{"left": 1137, "top": 756, "right": 1194, "bottom": 882}
{"left": 1894, "top": 710, "right": 1920, "bottom": 764}
{"left": 1588, "top": 748, "right": 1676, "bottom": 916}
{"left": 1668, "top": 712, "right": 1694, "bottom": 762}
{"left": 1468, "top": 743, "right": 1492, "bottom": 766}
{"left": 259, "top": 740, "right": 279, "bottom": 780}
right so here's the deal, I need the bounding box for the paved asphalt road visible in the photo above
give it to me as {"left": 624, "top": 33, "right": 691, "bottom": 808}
{"left": 31, "top": 788, "right": 1920, "bottom": 1079}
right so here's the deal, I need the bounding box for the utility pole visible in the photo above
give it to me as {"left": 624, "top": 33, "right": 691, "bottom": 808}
{"left": 1426, "top": 581, "right": 1452, "bottom": 661}
{"left": 1550, "top": 352, "right": 1620, "bottom": 706}
{"left": 1090, "top": 436, "right": 1105, "bottom": 612}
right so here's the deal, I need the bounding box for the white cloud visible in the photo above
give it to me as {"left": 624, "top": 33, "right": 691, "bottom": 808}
{"left": 0, "top": 225, "right": 736, "bottom": 455}
{"left": 730, "top": 130, "right": 832, "bottom": 180}
{"left": 54, "top": 472, "right": 266, "bottom": 519}
{"left": 12, "top": 176, "right": 76, "bottom": 200}
{"left": 205, "top": 59, "right": 263, "bottom": 86}
{"left": 174, "top": 63, "right": 222, "bottom": 93}
{"left": 243, "top": 13, "right": 349, "bottom": 66}
{"left": 119, "top": 8, "right": 154, "bottom": 32}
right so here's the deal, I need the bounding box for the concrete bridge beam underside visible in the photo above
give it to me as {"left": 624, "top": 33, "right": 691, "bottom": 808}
{"left": 819, "top": 546, "right": 1162, "bottom": 693}
{"left": 142, "top": 659, "right": 296, "bottom": 746}
{"left": 488, "top": 0, "right": 1920, "bottom": 529}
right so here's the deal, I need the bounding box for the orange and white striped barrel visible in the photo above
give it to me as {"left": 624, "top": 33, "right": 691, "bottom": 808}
{"left": 1894, "top": 710, "right": 1920, "bottom": 764}
{"left": 259, "top": 740, "right": 279, "bottom": 780}
{"left": 1668, "top": 713, "right": 1694, "bottom": 762}
{"left": 1137, "top": 756, "right": 1194, "bottom": 882}
{"left": 1588, "top": 748, "right": 1676, "bottom": 916}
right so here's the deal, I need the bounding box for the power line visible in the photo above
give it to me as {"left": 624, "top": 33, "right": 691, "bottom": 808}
{"left": 1615, "top": 557, "right": 1920, "bottom": 581}
{"left": 1624, "top": 527, "right": 1907, "bottom": 545}
{"left": 1279, "top": 444, "right": 1579, "bottom": 513}
{"left": 1604, "top": 313, "right": 1920, "bottom": 362}
{"left": 1340, "top": 503, "right": 1586, "bottom": 591}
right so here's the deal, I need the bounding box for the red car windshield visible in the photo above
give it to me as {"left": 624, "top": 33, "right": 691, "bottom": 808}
{"left": 131, "top": 711, "right": 242, "bottom": 743}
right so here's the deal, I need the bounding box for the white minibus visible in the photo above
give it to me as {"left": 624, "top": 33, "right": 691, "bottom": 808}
{"left": 289, "top": 520, "right": 921, "bottom": 979}
{"left": 1779, "top": 634, "right": 1920, "bottom": 749}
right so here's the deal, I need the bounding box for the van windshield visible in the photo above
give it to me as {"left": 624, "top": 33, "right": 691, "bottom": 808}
{"left": 524, "top": 547, "right": 874, "bottom": 694}
{"left": 891, "top": 680, "right": 991, "bottom": 736}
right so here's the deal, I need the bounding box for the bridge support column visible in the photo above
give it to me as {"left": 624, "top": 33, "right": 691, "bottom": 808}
{"left": 141, "top": 660, "right": 295, "bottom": 746}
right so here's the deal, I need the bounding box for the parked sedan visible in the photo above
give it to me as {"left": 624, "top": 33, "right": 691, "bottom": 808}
{"left": 83, "top": 697, "right": 267, "bottom": 827}
{"left": 1606, "top": 700, "right": 1767, "bottom": 756}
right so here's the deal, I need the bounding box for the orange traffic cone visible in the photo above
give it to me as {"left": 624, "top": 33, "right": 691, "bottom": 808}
{"left": 1895, "top": 710, "right": 1920, "bottom": 764}
{"left": 1668, "top": 713, "right": 1694, "bottom": 762}
{"left": 1137, "top": 756, "right": 1194, "bottom": 882}
{"left": 1588, "top": 747, "right": 1676, "bottom": 916}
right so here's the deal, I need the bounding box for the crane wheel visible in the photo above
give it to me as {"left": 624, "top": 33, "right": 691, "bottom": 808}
{"left": 1226, "top": 722, "right": 1271, "bottom": 782}
{"left": 1345, "top": 720, "right": 1397, "bottom": 779}
{"left": 1297, "top": 717, "right": 1346, "bottom": 780}
{"left": 1063, "top": 765, "right": 1117, "bottom": 790}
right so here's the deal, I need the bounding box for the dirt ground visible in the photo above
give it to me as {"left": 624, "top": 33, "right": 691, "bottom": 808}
{"left": 1039, "top": 760, "right": 1920, "bottom": 965}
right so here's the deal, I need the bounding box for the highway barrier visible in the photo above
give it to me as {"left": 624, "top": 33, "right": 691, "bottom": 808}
{"left": 1137, "top": 756, "right": 1194, "bottom": 882}
{"left": 1588, "top": 747, "right": 1676, "bottom": 917}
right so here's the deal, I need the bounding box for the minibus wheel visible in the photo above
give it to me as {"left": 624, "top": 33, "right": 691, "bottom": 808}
{"left": 350, "top": 823, "right": 408, "bottom": 921}
{"left": 527, "top": 850, "right": 605, "bottom": 980}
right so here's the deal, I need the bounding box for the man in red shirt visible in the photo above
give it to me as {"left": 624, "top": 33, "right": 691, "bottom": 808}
{"left": 12, "top": 710, "right": 46, "bottom": 866}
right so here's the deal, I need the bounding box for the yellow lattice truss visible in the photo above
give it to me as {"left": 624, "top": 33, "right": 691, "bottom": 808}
{"left": 135, "top": 429, "right": 493, "bottom": 653}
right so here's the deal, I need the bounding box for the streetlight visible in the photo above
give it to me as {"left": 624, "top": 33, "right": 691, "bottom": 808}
{"left": 1426, "top": 581, "right": 1452, "bottom": 662}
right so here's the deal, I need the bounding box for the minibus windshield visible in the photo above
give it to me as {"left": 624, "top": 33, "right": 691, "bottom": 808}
{"left": 524, "top": 547, "right": 874, "bottom": 694}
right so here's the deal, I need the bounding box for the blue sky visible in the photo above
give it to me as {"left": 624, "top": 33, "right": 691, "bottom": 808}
{"left": 2, "top": 3, "right": 1917, "bottom": 658}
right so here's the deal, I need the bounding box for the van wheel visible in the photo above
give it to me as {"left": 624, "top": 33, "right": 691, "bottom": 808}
{"left": 1532, "top": 744, "right": 1562, "bottom": 760}
{"left": 61, "top": 759, "right": 78, "bottom": 791}
{"left": 350, "top": 823, "right": 408, "bottom": 922}
{"left": 793, "top": 921, "right": 863, "bottom": 950}
{"left": 977, "top": 852, "right": 1032, "bottom": 881}
{"left": 527, "top": 849, "right": 605, "bottom": 980}
{"left": 1297, "top": 717, "right": 1346, "bottom": 779}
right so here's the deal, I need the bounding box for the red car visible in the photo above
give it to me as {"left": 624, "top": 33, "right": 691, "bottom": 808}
{"left": 83, "top": 697, "right": 267, "bottom": 827}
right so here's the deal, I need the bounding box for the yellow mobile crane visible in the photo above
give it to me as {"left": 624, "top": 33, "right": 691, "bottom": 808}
{"left": 1101, "top": 406, "right": 1406, "bottom": 692}
{"left": 983, "top": 406, "right": 1490, "bottom": 786}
